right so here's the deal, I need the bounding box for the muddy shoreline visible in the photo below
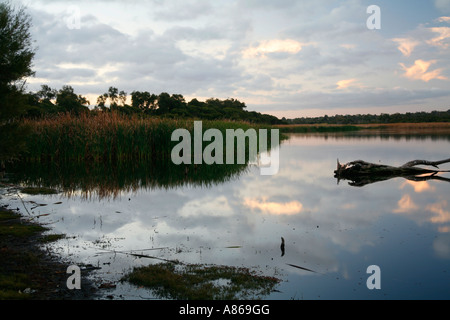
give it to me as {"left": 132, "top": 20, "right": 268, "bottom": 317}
{"left": 0, "top": 204, "right": 99, "bottom": 300}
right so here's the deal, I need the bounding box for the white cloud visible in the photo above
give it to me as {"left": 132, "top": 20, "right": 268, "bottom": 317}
{"left": 242, "top": 39, "right": 304, "bottom": 58}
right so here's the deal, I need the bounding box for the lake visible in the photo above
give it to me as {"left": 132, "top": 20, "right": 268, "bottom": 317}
{"left": 2, "top": 130, "right": 450, "bottom": 300}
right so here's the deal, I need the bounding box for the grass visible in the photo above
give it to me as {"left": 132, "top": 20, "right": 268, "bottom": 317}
{"left": 122, "top": 262, "right": 281, "bottom": 300}
{"left": 0, "top": 208, "right": 47, "bottom": 299}
{"left": 0, "top": 207, "right": 80, "bottom": 300}
{"left": 20, "top": 112, "right": 180, "bottom": 163}
{"left": 0, "top": 209, "right": 47, "bottom": 238}
{"left": 39, "top": 233, "right": 66, "bottom": 243}
{"left": 19, "top": 112, "right": 279, "bottom": 164}
{"left": 20, "top": 187, "right": 58, "bottom": 195}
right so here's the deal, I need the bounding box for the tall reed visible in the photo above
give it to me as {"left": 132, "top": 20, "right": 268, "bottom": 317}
{"left": 21, "top": 112, "right": 182, "bottom": 162}
{"left": 19, "top": 112, "right": 277, "bottom": 164}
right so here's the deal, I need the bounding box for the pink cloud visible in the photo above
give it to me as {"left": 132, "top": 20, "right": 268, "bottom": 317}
{"left": 392, "top": 38, "right": 420, "bottom": 57}
{"left": 336, "top": 78, "right": 364, "bottom": 89}
{"left": 427, "top": 27, "right": 450, "bottom": 48}
{"left": 399, "top": 59, "right": 447, "bottom": 82}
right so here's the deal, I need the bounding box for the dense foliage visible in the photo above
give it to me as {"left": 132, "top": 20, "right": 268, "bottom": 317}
{"left": 24, "top": 85, "right": 283, "bottom": 125}
{"left": 0, "top": 2, "right": 35, "bottom": 162}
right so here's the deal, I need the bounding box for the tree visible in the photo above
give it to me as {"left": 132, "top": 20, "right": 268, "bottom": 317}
{"left": 223, "top": 98, "right": 246, "bottom": 110}
{"left": 96, "top": 93, "right": 108, "bottom": 110}
{"left": 0, "top": 2, "right": 35, "bottom": 91}
{"left": 118, "top": 90, "right": 127, "bottom": 106}
{"left": 0, "top": 2, "right": 36, "bottom": 163}
{"left": 56, "top": 85, "right": 89, "bottom": 115}
{"left": 156, "top": 92, "right": 172, "bottom": 114}
{"left": 131, "top": 90, "right": 157, "bottom": 112}
{"left": 37, "top": 84, "right": 57, "bottom": 103}
{"left": 108, "top": 86, "right": 119, "bottom": 107}
{"left": 97, "top": 87, "right": 129, "bottom": 110}
{"left": 155, "top": 93, "right": 187, "bottom": 115}
{"left": 24, "top": 84, "right": 59, "bottom": 117}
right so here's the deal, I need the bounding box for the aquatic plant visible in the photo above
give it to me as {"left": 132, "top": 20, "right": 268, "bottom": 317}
{"left": 19, "top": 112, "right": 277, "bottom": 164}
{"left": 122, "top": 262, "right": 281, "bottom": 300}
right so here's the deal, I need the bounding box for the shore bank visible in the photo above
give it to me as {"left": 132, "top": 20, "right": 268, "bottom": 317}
{"left": 0, "top": 204, "right": 98, "bottom": 300}
{"left": 275, "top": 122, "right": 450, "bottom": 133}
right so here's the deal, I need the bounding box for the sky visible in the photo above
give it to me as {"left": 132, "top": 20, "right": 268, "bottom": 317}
{"left": 14, "top": 0, "right": 450, "bottom": 118}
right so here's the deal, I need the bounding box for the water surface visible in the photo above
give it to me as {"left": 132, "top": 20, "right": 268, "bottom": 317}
{"left": 2, "top": 131, "right": 450, "bottom": 299}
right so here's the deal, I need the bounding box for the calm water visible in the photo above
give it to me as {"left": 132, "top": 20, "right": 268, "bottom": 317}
{"left": 2, "top": 132, "right": 450, "bottom": 300}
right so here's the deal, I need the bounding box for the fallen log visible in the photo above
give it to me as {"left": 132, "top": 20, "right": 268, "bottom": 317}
{"left": 334, "top": 158, "right": 450, "bottom": 187}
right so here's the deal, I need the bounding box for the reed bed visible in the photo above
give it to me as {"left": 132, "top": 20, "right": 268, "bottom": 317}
{"left": 20, "top": 112, "right": 176, "bottom": 162}
{"left": 19, "top": 112, "right": 276, "bottom": 164}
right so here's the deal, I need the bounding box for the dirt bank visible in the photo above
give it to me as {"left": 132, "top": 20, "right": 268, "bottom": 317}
{"left": 0, "top": 205, "right": 98, "bottom": 300}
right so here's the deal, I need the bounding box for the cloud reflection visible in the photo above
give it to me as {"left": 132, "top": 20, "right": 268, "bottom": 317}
{"left": 427, "top": 200, "right": 450, "bottom": 225}
{"left": 401, "top": 180, "right": 436, "bottom": 193}
{"left": 243, "top": 197, "right": 303, "bottom": 215}
{"left": 393, "top": 194, "right": 419, "bottom": 213}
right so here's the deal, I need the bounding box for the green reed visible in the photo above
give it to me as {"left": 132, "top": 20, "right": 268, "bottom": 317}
{"left": 19, "top": 112, "right": 278, "bottom": 164}
{"left": 20, "top": 112, "right": 180, "bottom": 162}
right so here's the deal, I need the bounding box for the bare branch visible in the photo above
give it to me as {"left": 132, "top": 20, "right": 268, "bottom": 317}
{"left": 401, "top": 158, "right": 450, "bottom": 168}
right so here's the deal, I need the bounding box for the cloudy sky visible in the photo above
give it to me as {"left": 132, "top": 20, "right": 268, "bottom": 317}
{"left": 16, "top": 0, "right": 450, "bottom": 118}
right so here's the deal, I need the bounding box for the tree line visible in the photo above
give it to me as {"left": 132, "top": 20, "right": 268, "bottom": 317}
{"left": 23, "top": 84, "right": 283, "bottom": 125}
{"left": 284, "top": 110, "right": 450, "bottom": 125}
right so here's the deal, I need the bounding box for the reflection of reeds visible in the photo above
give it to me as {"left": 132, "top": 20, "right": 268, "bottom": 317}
{"left": 8, "top": 160, "right": 249, "bottom": 200}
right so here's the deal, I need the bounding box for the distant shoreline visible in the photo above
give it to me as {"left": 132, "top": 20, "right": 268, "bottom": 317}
{"left": 275, "top": 122, "right": 450, "bottom": 133}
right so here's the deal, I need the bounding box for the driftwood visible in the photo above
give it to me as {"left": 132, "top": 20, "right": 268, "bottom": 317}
{"left": 334, "top": 158, "right": 450, "bottom": 187}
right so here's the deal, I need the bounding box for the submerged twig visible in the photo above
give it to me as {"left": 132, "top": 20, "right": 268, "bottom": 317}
{"left": 286, "top": 263, "right": 318, "bottom": 274}
{"left": 94, "top": 247, "right": 178, "bottom": 264}
{"left": 16, "top": 192, "right": 33, "bottom": 218}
